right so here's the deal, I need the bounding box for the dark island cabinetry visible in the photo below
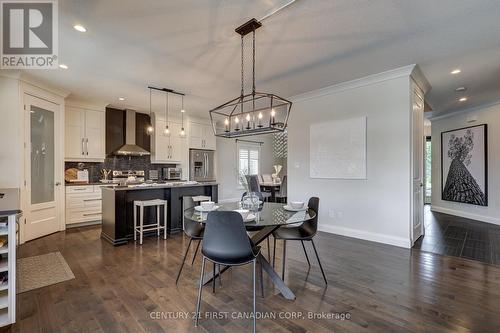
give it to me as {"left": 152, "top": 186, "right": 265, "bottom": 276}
{"left": 101, "top": 183, "right": 218, "bottom": 246}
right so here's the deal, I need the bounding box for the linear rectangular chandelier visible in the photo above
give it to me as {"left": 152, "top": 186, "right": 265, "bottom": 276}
{"left": 209, "top": 18, "right": 292, "bottom": 138}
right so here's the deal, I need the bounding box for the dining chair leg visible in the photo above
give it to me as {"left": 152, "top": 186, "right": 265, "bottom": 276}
{"left": 259, "top": 258, "right": 264, "bottom": 298}
{"left": 311, "top": 239, "right": 328, "bottom": 285}
{"left": 195, "top": 256, "right": 206, "bottom": 327}
{"left": 272, "top": 237, "right": 277, "bottom": 268}
{"left": 301, "top": 240, "right": 311, "bottom": 267}
{"left": 191, "top": 240, "right": 201, "bottom": 265}
{"left": 212, "top": 262, "right": 216, "bottom": 293}
{"left": 267, "top": 237, "right": 271, "bottom": 261}
{"left": 252, "top": 259, "right": 257, "bottom": 333}
{"left": 175, "top": 238, "right": 192, "bottom": 285}
{"left": 218, "top": 264, "right": 222, "bottom": 287}
{"left": 282, "top": 240, "right": 286, "bottom": 281}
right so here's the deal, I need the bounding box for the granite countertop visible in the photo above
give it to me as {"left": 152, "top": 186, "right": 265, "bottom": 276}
{"left": 65, "top": 182, "right": 110, "bottom": 186}
{"left": 103, "top": 182, "right": 218, "bottom": 191}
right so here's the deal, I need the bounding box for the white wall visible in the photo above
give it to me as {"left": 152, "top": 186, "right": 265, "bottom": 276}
{"left": 216, "top": 133, "right": 274, "bottom": 201}
{"left": 288, "top": 75, "right": 412, "bottom": 248}
{"left": 0, "top": 76, "right": 22, "bottom": 188}
{"left": 431, "top": 102, "right": 500, "bottom": 224}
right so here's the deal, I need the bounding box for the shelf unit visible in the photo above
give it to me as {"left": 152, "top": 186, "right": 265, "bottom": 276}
{"left": 0, "top": 213, "right": 16, "bottom": 327}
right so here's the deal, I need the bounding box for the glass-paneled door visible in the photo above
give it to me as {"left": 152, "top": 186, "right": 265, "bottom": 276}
{"left": 24, "top": 94, "right": 62, "bottom": 241}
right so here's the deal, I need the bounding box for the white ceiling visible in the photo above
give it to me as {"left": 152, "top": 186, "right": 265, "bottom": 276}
{"left": 22, "top": 0, "right": 500, "bottom": 118}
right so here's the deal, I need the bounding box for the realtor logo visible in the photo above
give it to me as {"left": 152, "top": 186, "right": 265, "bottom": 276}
{"left": 1, "top": 0, "right": 58, "bottom": 69}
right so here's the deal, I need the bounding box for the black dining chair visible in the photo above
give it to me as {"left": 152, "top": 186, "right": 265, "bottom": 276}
{"left": 274, "top": 175, "right": 287, "bottom": 203}
{"left": 272, "top": 197, "right": 327, "bottom": 284}
{"left": 246, "top": 175, "right": 271, "bottom": 202}
{"left": 195, "top": 211, "right": 262, "bottom": 333}
{"left": 175, "top": 218, "right": 204, "bottom": 285}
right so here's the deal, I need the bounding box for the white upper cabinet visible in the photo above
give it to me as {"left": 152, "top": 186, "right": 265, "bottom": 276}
{"left": 151, "top": 115, "right": 188, "bottom": 164}
{"left": 65, "top": 106, "right": 105, "bottom": 161}
{"left": 188, "top": 121, "right": 216, "bottom": 150}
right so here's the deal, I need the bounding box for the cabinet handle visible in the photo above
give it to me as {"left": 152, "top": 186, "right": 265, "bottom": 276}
{"left": 85, "top": 138, "right": 89, "bottom": 155}
{"left": 81, "top": 138, "right": 85, "bottom": 155}
{"left": 83, "top": 212, "right": 101, "bottom": 217}
{"left": 73, "top": 188, "right": 87, "bottom": 191}
{"left": 83, "top": 198, "right": 102, "bottom": 202}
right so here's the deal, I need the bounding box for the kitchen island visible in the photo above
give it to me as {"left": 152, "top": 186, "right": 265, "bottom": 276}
{"left": 101, "top": 182, "right": 218, "bottom": 245}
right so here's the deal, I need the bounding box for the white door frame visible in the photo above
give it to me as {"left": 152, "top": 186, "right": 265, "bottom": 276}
{"left": 19, "top": 83, "right": 66, "bottom": 244}
{"left": 410, "top": 80, "right": 425, "bottom": 246}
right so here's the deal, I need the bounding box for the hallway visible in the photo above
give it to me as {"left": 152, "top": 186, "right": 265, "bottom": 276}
{"left": 413, "top": 206, "right": 500, "bottom": 265}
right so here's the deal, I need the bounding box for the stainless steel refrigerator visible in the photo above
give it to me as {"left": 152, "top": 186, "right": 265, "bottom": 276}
{"left": 189, "top": 149, "right": 216, "bottom": 182}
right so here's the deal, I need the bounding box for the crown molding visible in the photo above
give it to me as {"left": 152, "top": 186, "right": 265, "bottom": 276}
{"left": 410, "top": 65, "right": 431, "bottom": 95}
{"left": 66, "top": 99, "right": 108, "bottom": 111}
{"left": 0, "top": 70, "right": 22, "bottom": 80}
{"left": 429, "top": 98, "right": 500, "bottom": 121}
{"left": 290, "top": 64, "right": 417, "bottom": 103}
{"left": 19, "top": 72, "right": 70, "bottom": 98}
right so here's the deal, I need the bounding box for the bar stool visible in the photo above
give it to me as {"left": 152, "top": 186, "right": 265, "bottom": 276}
{"left": 133, "top": 199, "right": 168, "bottom": 245}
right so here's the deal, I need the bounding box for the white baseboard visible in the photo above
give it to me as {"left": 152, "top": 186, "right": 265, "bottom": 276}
{"left": 318, "top": 224, "right": 411, "bottom": 249}
{"left": 431, "top": 206, "right": 500, "bottom": 226}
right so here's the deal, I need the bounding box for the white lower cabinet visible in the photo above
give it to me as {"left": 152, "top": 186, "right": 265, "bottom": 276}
{"left": 65, "top": 185, "right": 103, "bottom": 226}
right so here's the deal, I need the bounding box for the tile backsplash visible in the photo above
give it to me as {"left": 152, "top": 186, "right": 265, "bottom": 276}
{"left": 65, "top": 155, "right": 177, "bottom": 182}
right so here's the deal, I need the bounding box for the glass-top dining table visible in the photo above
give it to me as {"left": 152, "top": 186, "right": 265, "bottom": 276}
{"left": 184, "top": 202, "right": 316, "bottom": 300}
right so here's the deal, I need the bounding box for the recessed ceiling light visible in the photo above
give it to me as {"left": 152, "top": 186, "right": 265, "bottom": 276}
{"left": 118, "top": 97, "right": 125, "bottom": 101}
{"left": 455, "top": 87, "right": 467, "bottom": 92}
{"left": 459, "top": 97, "right": 468, "bottom": 102}
{"left": 451, "top": 69, "right": 461, "bottom": 75}
{"left": 59, "top": 64, "right": 68, "bottom": 69}
{"left": 73, "top": 24, "right": 87, "bottom": 32}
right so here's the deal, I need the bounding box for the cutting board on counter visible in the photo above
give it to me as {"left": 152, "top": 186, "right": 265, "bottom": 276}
{"left": 65, "top": 168, "right": 89, "bottom": 184}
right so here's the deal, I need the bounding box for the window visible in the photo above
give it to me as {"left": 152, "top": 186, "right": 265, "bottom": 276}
{"left": 238, "top": 143, "right": 261, "bottom": 185}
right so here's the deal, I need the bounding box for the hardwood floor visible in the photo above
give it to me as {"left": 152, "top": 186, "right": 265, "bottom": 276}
{"left": 5, "top": 225, "right": 500, "bottom": 332}
{"left": 413, "top": 205, "right": 500, "bottom": 265}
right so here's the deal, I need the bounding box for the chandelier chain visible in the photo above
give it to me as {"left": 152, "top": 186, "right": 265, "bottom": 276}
{"left": 252, "top": 29, "right": 256, "bottom": 95}
{"left": 240, "top": 35, "right": 244, "bottom": 99}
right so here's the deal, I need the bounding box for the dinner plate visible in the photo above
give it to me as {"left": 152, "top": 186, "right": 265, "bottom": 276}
{"left": 283, "top": 205, "right": 307, "bottom": 212}
{"left": 194, "top": 205, "right": 220, "bottom": 212}
{"left": 243, "top": 214, "right": 256, "bottom": 222}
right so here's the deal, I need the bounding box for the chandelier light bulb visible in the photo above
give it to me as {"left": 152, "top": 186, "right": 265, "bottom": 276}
{"left": 246, "top": 114, "right": 251, "bottom": 121}
{"left": 270, "top": 108, "right": 276, "bottom": 125}
{"left": 180, "top": 127, "right": 185, "bottom": 136}
{"left": 147, "top": 125, "right": 154, "bottom": 134}
{"left": 164, "top": 127, "right": 170, "bottom": 135}
{"left": 258, "top": 112, "right": 263, "bottom": 119}
{"left": 235, "top": 116, "right": 239, "bottom": 124}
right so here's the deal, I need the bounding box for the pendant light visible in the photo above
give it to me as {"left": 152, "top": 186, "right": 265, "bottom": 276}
{"left": 209, "top": 18, "right": 292, "bottom": 138}
{"left": 146, "top": 88, "right": 154, "bottom": 135}
{"left": 164, "top": 92, "right": 170, "bottom": 136}
{"left": 180, "top": 95, "right": 186, "bottom": 137}
{"left": 147, "top": 86, "right": 186, "bottom": 137}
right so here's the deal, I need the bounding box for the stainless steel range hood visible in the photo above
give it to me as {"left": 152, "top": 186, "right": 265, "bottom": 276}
{"left": 113, "top": 109, "right": 150, "bottom": 156}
